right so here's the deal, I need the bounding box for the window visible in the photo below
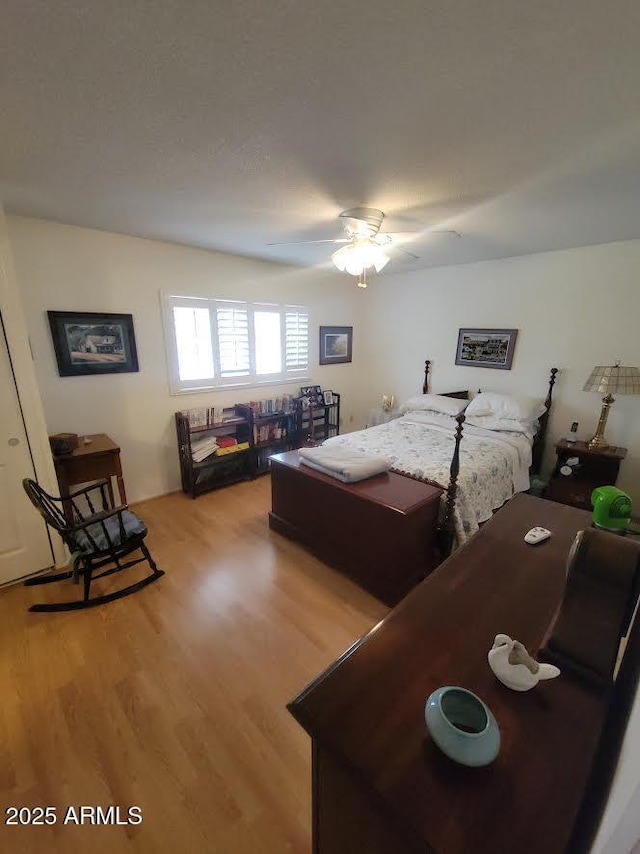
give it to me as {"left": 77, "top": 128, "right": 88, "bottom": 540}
{"left": 163, "top": 294, "right": 309, "bottom": 393}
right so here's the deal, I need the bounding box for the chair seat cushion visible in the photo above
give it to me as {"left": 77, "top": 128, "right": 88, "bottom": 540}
{"left": 74, "top": 510, "right": 147, "bottom": 553}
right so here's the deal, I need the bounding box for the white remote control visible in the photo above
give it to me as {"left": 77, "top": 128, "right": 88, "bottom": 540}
{"left": 524, "top": 527, "right": 552, "bottom": 545}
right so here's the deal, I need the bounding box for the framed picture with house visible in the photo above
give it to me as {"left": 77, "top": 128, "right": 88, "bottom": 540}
{"left": 47, "top": 311, "right": 139, "bottom": 377}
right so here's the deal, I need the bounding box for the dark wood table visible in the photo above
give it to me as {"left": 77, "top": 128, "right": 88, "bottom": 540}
{"left": 269, "top": 450, "right": 443, "bottom": 606}
{"left": 288, "top": 494, "right": 616, "bottom": 854}
{"left": 53, "top": 433, "right": 127, "bottom": 512}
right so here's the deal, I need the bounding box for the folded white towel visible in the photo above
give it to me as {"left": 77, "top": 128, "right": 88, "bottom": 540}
{"left": 299, "top": 445, "right": 391, "bottom": 483}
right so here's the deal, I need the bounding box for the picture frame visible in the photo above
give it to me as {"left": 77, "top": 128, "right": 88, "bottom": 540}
{"left": 48, "top": 311, "right": 139, "bottom": 377}
{"left": 323, "top": 390, "right": 334, "bottom": 405}
{"left": 319, "top": 326, "right": 352, "bottom": 365}
{"left": 300, "top": 384, "right": 322, "bottom": 405}
{"left": 455, "top": 328, "right": 518, "bottom": 370}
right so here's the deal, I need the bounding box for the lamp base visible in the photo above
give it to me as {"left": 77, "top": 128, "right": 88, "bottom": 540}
{"left": 588, "top": 394, "right": 614, "bottom": 450}
{"left": 588, "top": 434, "right": 611, "bottom": 450}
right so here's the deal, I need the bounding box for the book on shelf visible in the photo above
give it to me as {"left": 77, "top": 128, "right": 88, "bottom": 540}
{"left": 245, "top": 395, "right": 294, "bottom": 417}
{"left": 215, "top": 441, "right": 250, "bottom": 456}
{"left": 184, "top": 406, "right": 236, "bottom": 429}
{"left": 190, "top": 435, "right": 219, "bottom": 463}
{"left": 253, "top": 423, "right": 286, "bottom": 443}
{"left": 216, "top": 436, "right": 237, "bottom": 449}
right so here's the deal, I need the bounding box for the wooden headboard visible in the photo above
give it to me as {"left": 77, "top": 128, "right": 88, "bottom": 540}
{"left": 423, "top": 360, "right": 469, "bottom": 399}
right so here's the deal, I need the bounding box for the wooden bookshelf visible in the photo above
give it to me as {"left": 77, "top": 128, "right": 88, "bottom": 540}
{"left": 175, "top": 409, "right": 252, "bottom": 498}
{"left": 176, "top": 391, "right": 341, "bottom": 496}
{"left": 294, "top": 394, "right": 340, "bottom": 446}
{"left": 235, "top": 403, "right": 298, "bottom": 476}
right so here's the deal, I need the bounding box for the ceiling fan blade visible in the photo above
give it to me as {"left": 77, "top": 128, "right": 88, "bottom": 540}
{"left": 392, "top": 246, "right": 420, "bottom": 261}
{"left": 384, "top": 229, "right": 462, "bottom": 239}
{"left": 267, "top": 238, "right": 351, "bottom": 246}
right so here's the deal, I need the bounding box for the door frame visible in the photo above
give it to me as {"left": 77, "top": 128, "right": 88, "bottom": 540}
{"left": 0, "top": 211, "right": 64, "bottom": 567}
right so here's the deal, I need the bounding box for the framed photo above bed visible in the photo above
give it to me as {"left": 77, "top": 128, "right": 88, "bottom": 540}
{"left": 455, "top": 328, "right": 518, "bottom": 371}
{"left": 319, "top": 326, "right": 352, "bottom": 365}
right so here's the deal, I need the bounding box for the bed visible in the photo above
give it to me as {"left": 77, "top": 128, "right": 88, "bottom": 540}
{"left": 269, "top": 360, "right": 558, "bottom": 603}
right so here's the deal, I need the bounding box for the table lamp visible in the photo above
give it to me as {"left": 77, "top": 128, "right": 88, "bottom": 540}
{"left": 582, "top": 363, "right": 640, "bottom": 449}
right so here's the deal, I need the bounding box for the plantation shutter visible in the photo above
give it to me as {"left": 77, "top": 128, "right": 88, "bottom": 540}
{"left": 284, "top": 309, "right": 309, "bottom": 372}
{"left": 216, "top": 304, "right": 250, "bottom": 378}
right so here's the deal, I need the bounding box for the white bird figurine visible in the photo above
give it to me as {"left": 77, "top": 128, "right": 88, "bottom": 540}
{"left": 488, "top": 633, "right": 561, "bottom": 692}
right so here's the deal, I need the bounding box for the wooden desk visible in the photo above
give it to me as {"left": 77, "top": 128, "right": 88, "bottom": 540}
{"left": 269, "top": 450, "right": 443, "bottom": 606}
{"left": 53, "top": 434, "right": 127, "bottom": 509}
{"left": 288, "top": 495, "right": 618, "bottom": 854}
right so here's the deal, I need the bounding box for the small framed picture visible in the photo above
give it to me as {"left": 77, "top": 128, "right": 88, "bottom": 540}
{"left": 319, "top": 326, "right": 352, "bottom": 365}
{"left": 323, "top": 390, "right": 334, "bottom": 405}
{"left": 300, "top": 384, "right": 323, "bottom": 405}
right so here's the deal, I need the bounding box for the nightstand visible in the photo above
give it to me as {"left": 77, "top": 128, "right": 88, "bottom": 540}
{"left": 367, "top": 407, "right": 401, "bottom": 428}
{"left": 544, "top": 440, "right": 627, "bottom": 511}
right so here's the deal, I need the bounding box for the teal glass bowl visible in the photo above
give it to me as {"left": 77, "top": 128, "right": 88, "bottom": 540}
{"left": 425, "top": 686, "right": 500, "bottom": 767}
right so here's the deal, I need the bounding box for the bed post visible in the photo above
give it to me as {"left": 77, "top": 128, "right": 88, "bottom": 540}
{"left": 423, "top": 360, "right": 431, "bottom": 394}
{"left": 545, "top": 367, "right": 558, "bottom": 411}
{"left": 531, "top": 367, "right": 558, "bottom": 475}
{"left": 440, "top": 413, "right": 465, "bottom": 556}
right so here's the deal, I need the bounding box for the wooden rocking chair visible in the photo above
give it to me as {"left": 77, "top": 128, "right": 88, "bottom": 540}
{"left": 22, "top": 478, "right": 164, "bottom": 612}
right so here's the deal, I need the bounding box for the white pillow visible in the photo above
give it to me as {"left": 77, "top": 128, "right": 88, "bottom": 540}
{"left": 399, "top": 393, "right": 468, "bottom": 417}
{"left": 465, "top": 392, "right": 546, "bottom": 422}
{"left": 464, "top": 414, "right": 538, "bottom": 440}
{"left": 401, "top": 410, "right": 459, "bottom": 429}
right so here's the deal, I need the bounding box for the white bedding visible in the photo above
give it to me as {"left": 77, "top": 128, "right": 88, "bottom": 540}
{"left": 321, "top": 412, "right": 533, "bottom": 546}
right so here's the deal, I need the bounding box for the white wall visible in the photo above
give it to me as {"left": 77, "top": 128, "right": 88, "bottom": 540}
{"left": 360, "top": 240, "right": 640, "bottom": 500}
{"left": 8, "top": 216, "right": 363, "bottom": 502}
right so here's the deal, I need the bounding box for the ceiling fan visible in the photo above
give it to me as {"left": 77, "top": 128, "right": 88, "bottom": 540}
{"left": 268, "top": 207, "right": 460, "bottom": 287}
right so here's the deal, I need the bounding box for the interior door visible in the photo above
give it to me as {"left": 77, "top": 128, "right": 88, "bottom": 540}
{"left": 0, "top": 316, "right": 53, "bottom": 584}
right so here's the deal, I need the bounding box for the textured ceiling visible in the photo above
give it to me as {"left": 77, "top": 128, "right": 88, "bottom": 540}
{"left": 2, "top": 1, "right": 640, "bottom": 272}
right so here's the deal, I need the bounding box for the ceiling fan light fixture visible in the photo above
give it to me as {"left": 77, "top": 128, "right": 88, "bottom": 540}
{"left": 331, "top": 239, "right": 390, "bottom": 276}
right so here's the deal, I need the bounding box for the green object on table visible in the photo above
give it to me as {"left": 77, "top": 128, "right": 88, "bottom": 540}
{"left": 591, "top": 486, "right": 632, "bottom": 532}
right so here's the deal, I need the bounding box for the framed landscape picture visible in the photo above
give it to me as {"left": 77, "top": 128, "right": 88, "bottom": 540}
{"left": 455, "top": 328, "right": 518, "bottom": 370}
{"left": 48, "top": 311, "right": 139, "bottom": 377}
{"left": 319, "top": 326, "right": 353, "bottom": 365}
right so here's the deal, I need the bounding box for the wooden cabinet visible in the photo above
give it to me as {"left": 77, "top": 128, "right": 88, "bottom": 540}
{"left": 269, "top": 450, "right": 442, "bottom": 606}
{"left": 175, "top": 411, "right": 252, "bottom": 498}
{"left": 295, "top": 394, "right": 340, "bottom": 445}
{"left": 287, "top": 495, "right": 629, "bottom": 853}
{"left": 53, "top": 433, "right": 126, "bottom": 512}
{"left": 544, "top": 440, "right": 627, "bottom": 510}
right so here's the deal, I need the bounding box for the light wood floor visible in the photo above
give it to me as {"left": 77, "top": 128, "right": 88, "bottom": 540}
{"left": 0, "top": 476, "right": 388, "bottom": 854}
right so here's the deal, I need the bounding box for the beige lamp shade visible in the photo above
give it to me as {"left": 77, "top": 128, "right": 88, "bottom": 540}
{"left": 582, "top": 364, "right": 640, "bottom": 449}
{"left": 582, "top": 365, "right": 640, "bottom": 395}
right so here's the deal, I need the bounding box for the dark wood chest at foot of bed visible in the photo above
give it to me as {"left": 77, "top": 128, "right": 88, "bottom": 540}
{"left": 268, "top": 451, "right": 443, "bottom": 606}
